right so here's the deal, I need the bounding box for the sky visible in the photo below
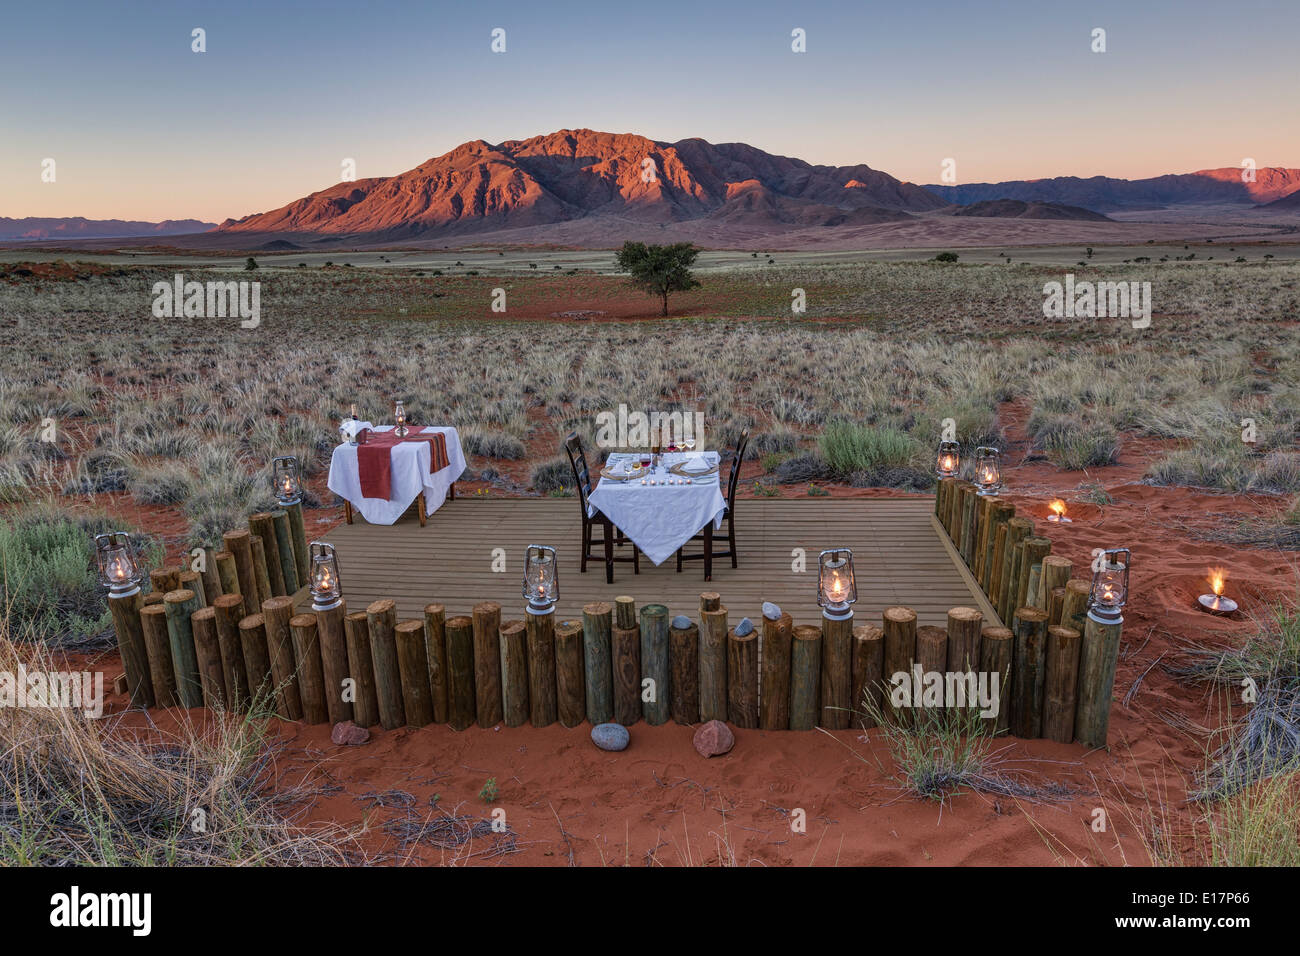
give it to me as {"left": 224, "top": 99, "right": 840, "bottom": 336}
{"left": 2, "top": 0, "right": 1297, "bottom": 222}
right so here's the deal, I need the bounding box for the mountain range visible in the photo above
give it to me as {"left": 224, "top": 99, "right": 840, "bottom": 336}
{"left": 0, "top": 216, "right": 216, "bottom": 241}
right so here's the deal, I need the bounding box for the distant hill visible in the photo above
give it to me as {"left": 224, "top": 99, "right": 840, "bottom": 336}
{"left": 215, "top": 128, "right": 946, "bottom": 241}
{"left": 924, "top": 167, "right": 1300, "bottom": 211}
{"left": 1262, "top": 189, "right": 1300, "bottom": 210}
{"left": 0, "top": 217, "right": 216, "bottom": 240}
{"left": 950, "top": 199, "right": 1111, "bottom": 221}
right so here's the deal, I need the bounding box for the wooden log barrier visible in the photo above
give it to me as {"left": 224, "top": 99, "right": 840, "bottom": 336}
{"left": 498, "top": 619, "right": 529, "bottom": 728}
{"left": 758, "top": 611, "right": 792, "bottom": 730}
{"left": 222, "top": 530, "right": 258, "bottom": 619}
{"left": 343, "top": 610, "right": 380, "bottom": 727}
{"left": 789, "top": 625, "right": 822, "bottom": 731}
{"left": 397, "top": 618, "right": 435, "bottom": 727}
{"left": 670, "top": 619, "right": 700, "bottom": 725}
{"left": 150, "top": 568, "right": 180, "bottom": 596}
{"left": 639, "top": 604, "right": 670, "bottom": 725}
{"left": 238, "top": 613, "right": 273, "bottom": 705}
{"left": 283, "top": 500, "right": 309, "bottom": 591}
{"left": 946, "top": 606, "right": 983, "bottom": 673}
{"left": 1048, "top": 587, "right": 1067, "bottom": 627}
{"left": 262, "top": 596, "right": 302, "bottom": 720}
{"left": 367, "top": 599, "right": 405, "bottom": 730}
{"left": 616, "top": 594, "right": 638, "bottom": 629}
{"left": 915, "top": 625, "right": 949, "bottom": 725}
{"left": 249, "top": 535, "right": 274, "bottom": 609}
{"left": 248, "top": 514, "right": 286, "bottom": 598}
{"left": 997, "top": 518, "right": 1033, "bottom": 623}
{"left": 1060, "top": 579, "right": 1091, "bottom": 633}
{"left": 177, "top": 569, "right": 206, "bottom": 608}
{"left": 315, "top": 602, "right": 353, "bottom": 726}
{"left": 988, "top": 521, "right": 1010, "bottom": 610}
{"left": 882, "top": 606, "right": 918, "bottom": 724}
{"left": 820, "top": 612, "right": 853, "bottom": 730}
{"left": 108, "top": 590, "right": 153, "bottom": 708}
{"left": 271, "top": 509, "right": 299, "bottom": 595}
{"left": 1024, "top": 564, "right": 1043, "bottom": 614}
{"left": 198, "top": 547, "right": 223, "bottom": 605}
{"left": 851, "top": 624, "right": 884, "bottom": 729}
{"left": 424, "top": 604, "right": 450, "bottom": 724}
{"left": 1075, "top": 614, "right": 1124, "bottom": 748}
{"left": 212, "top": 594, "right": 250, "bottom": 710}
{"left": 611, "top": 618, "right": 642, "bottom": 727}
{"left": 555, "top": 619, "right": 586, "bottom": 729}
{"left": 445, "top": 615, "right": 476, "bottom": 731}
{"left": 190, "top": 606, "right": 226, "bottom": 706}
{"left": 140, "top": 604, "right": 177, "bottom": 707}
{"left": 973, "top": 495, "right": 996, "bottom": 581}
{"left": 1014, "top": 537, "right": 1053, "bottom": 620}
{"left": 1009, "top": 606, "right": 1048, "bottom": 739}
{"left": 142, "top": 592, "right": 164, "bottom": 607}
{"left": 979, "top": 625, "right": 1014, "bottom": 735}
{"left": 289, "top": 613, "right": 328, "bottom": 724}
{"left": 726, "top": 622, "right": 758, "bottom": 729}
{"left": 959, "top": 484, "right": 978, "bottom": 564}
{"left": 582, "top": 602, "right": 613, "bottom": 725}
{"left": 472, "top": 602, "right": 504, "bottom": 727}
{"left": 982, "top": 501, "right": 1016, "bottom": 594}
{"left": 700, "top": 605, "right": 730, "bottom": 723}
{"left": 525, "top": 609, "right": 558, "bottom": 728}
{"left": 214, "top": 551, "right": 240, "bottom": 613}
{"left": 163, "top": 589, "right": 203, "bottom": 708}
{"left": 1037, "top": 556, "right": 1072, "bottom": 613}
{"left": 1042, "top": 625, "right": 1082, "bottom": 744}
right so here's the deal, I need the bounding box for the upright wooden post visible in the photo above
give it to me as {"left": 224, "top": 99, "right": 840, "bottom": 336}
{"left": 639, "top": 604, "right": 670, "bottom": 725}
{"left": 222, "top": 530, "right": 258, "bottom": 618}
{"left": 191, "top": 606, "right": 225, "bottom": 706}
{"left": 212, "top": 594, "right": 250, "bottom": 710}
{"left": 289, "top": 612, "right": 327, "bottom": 724}
{"left": 700, "top": 605, "right": 730, "bottom": 723}
{"left": 108, "top": 590, "right": 153, "bottom": 708}
{"left": 789, "top": 625, "right": 822, "bottom": 731}
{"left": 525, "top": 608, "right": 557, "bottom": 727}
{"left": 139, "top": 603, "right": 176, "bottom": 707}
{"left": 820, "top": 612, "right": 853, "bottom": 730}
{"left": 1025, "top": 564, "right": 1043, "bottom": 613}
{"left": 611, "top": 600, "right": 641, "bottom": 726}
{"left": 973, "top": 495, "right": 996, "bottom": 580}
{"left": 988, "top": 522, "right": 1010, "bottom": 610}
{"left": 982, "top": 501, "right": 1015, "bottom": 593}
{"left": 238, "top": 613, "right": 273, "bottom": 705}
{"left": 248, "top": 514, "right": 285, "bottom": 597}
{"left": 915, "top": 624, "right": 949, "bottom": 724}
{"left": 727, "top": 622, "right": 758, "bottom": 729}
{"left": 283, "top": 500, "right": 309, "bottom": 589}
{"left": 1009, "top": 606, "right": 1049, "bottom": 738}
{"left": 1037, "top": 556, "right": 1072, "bottom": 612}
{"left": 214, "top": 551, "right": 239, "bottom": 611}
{"left": 946, "top": 606, "right": 983, "bottom": 673}
{"left": 315, "top": 601, "right": 353, "bottom": 725}
{"left": 262, "top": 596, "right": 302, "bottom": 720}
{"left": 150, "top": 568, "right": 180, "bottom": 596}
{"left": 1075, "top": 614, "right": 1124, "bottom": 748}
{"left": 472, "top": 602, "right": 504, "bottom": 727}
{"left": 1043, "top": 625, "right": 1082, "bottom": 743}
{"left": 396, "top": 618, "right": 435, "bottom": 727}
{"left": 177, "top": 569, "right": 206, "bottom": 608}
{"left": 249, "top": 535, "right": 274, "bottom": 609}
{"left": 1048, "top": 587, "right": 1067, "bottom": 626}
{"left": 851, "top": 624, "right": 885, "bottom": 729}
{"left": 343, "top": 610, "right": 379, "bottom": 727}
{"left": 424, "top": 604, "right": 449, "bottom": 724}
{"left": 270, "top": 509, "right": 299, "bottom": 594}
{"left": 554, "top": 619, "right": 586, "bottom": 728}
{"left": 444, "top": 615, "right": 476, "bottom": 731}
{"left": 979, "top": 625, "right": 1014, "bottom": 735}
{"left": 497, "top": 619, "right": 529, "bottom": 728}
{"left": 997, "top": 518, "right": 1032, "bottom": 622}
{"left": 1014, "top": 537, "right": 1052, "bottom": 619}
{"left": 367, "top": 599, "right": 405, "bottom": 730}
{"left": 758, "top": 611, "right": 792, "bottom": 730}
{"left": 1060, "top": 579, "right": 1092, "bottom": 633}
{"left": 198, "top": 547, "right": 223, "bottom": 605}
{"left": 882, "top": 606, "right": 917, "bottom": 723}
{"left": 959, "top": 484, "right": 978, "bottom": 564}
{"left": 163, "top": 589, "right": 203, "bottom": 708}
{"left": 670, "top": 619, "right": 700, "bottom": 725}
{"left": 582, "top": 602, "right": 613, "bottom": 725}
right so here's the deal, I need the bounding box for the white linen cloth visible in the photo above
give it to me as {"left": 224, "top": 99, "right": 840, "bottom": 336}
{"left": 587, "top": 452, "right": 726, "bottom": 565}
{"left": 327, "top": 425, "right": 467, "bottom": 525}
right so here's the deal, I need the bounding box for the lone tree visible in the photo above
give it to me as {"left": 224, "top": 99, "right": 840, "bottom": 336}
{"left": 615, "top": 241, "right": 700, "bottom": 316}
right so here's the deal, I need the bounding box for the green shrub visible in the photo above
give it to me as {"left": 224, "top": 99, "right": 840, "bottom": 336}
{"left": 129, "top": 460, "right": 195, "bottom": 504}
{"left": 531, "top": 458, "right": 575, "bottom": 494}
{"left": 819, "top": 421, "right": 921, "bottom": 477}
{"left": 463, "top": 430, "right": 526, "bottom": 460}
{"left": 1041, "top": 421, "right": 1120, "bottom": 470}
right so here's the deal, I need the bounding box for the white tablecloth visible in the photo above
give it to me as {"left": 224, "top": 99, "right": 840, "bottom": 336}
{"left": 588, "top": 452, "right": 726, "bottom": 565}
{"left": 327, "top": 425, "right": 467, "bottom": 525}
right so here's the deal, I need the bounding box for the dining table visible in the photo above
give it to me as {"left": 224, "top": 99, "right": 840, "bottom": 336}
{"left": 587, "top": 451, "right": 727, "bottom": 566}
{"left": 327, "top": 424, "right": 467, "bottom": 526}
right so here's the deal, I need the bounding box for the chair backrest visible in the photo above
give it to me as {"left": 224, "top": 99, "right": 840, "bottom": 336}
{"left": 563, "top": 432, "right": 593, "bottom": 515}
{"left": 726, "top": 428, "right": 750, "bottom": 509}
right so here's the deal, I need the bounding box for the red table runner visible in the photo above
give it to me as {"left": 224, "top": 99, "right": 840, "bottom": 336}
{"left": 357, "top": 430, "right": 451, "bottom": 500}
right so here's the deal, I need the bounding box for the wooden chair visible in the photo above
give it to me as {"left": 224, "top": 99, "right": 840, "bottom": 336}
{"left": 564, "top": 432, "right": 639, "bottom": 584}
{"left": 675, "top": 428, "right": 749, "bottom": 581}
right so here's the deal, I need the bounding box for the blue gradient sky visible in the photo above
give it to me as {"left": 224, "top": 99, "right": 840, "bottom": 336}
{"left": 3, "top": 0, "right": 1297, "bottom": 221}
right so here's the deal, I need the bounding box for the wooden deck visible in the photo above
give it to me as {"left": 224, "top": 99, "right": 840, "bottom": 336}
{"left": 321, "top": 497, "right": 1000, "bottom": 629}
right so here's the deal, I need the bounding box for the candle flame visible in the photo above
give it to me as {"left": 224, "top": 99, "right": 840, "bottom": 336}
{"left": 1050, "top": 499, "right": 1066, "bottom": 517}
{"left": 1208, "top": 567, "right": 1226, "bottom": 597}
